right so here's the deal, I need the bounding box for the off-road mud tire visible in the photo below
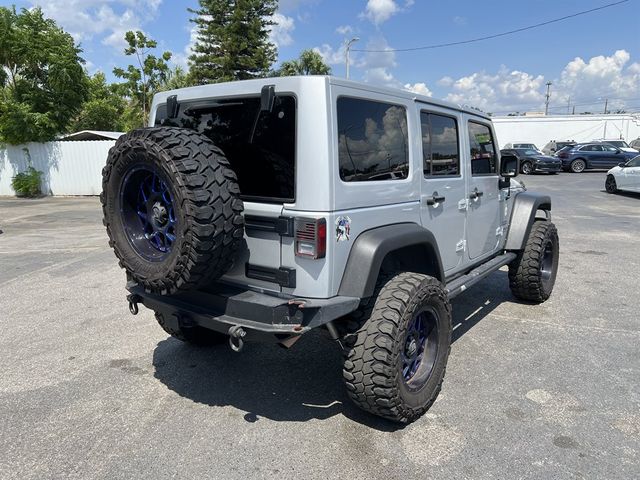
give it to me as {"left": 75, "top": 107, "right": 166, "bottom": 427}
{"left": 509, "top": 221, "right": 559, "bottom": 303}
{"left": 101, "top": 127, "right": 244, "bottom": 295}
{"left": 342, "top": 272, "right": 452, "bottom": 423}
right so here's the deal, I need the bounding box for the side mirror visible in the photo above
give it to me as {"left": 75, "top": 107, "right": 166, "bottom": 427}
{"left": 500, "top": 154, "right": 519, "bottom": 178}
{"left": 615, "top": 149, "right": 621, "bottom": 154}
{"left": 618, "top": 162, "right": 627, "bottom": 167}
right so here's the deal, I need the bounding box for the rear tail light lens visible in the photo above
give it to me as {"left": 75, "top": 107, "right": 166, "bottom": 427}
{"left": 295, "top": 217, "right": 326, "bottom": 259}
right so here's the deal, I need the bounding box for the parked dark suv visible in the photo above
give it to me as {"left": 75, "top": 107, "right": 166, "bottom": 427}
{"left": 558, "top": 142, "right": 638, "bottom": 173}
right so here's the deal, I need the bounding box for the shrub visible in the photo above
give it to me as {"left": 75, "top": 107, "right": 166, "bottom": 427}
{"left": 11, "top": 166, "right": 43, "bottom": 197}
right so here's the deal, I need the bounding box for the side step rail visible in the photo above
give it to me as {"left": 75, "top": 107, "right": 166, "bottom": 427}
{"left": 445, "top": 252, "right": 517, "bottom": 299}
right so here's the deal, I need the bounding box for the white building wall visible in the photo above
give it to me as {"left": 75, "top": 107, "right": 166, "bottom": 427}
{"left": 492, "top": 114, "right": 640, "bottom": 150}
{"left": 0, "top": 141, "right": 113, "bottom": 196}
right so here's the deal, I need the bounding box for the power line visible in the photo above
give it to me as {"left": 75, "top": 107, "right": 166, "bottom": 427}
{"left": 352, "top": 1, "right": 629, "bottom": 53}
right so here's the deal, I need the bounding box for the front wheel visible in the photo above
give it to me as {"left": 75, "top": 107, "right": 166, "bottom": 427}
{"left": 342, "top": 272, "right": 452, "bottom": 423}
{"left": 509, "top": 221, "right": 559, "bottom": 303}
{"left": 570, "top": 159, "right": 586, "bottom": 173}
{"left": 605, "top": 174, "right": 618, "bottom": 193}
{"left": 521, "top": 161, "right": 533, "bottom": 175}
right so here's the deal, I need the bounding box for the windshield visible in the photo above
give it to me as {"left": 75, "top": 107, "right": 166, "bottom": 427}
{"left": 514, "top": 143, "right": 537, "bottom": 150}
{"left": 155, "top": 95, "right": 296, "bottom": 202}
{"left": 516, "top": 149, "right": 541, "bottom": 156}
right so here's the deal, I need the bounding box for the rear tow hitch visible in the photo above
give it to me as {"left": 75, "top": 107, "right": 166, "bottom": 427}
{"left": 228, "top": 326, "right": 247, "bottom": 352}
{"left": 127, "top": 294, "right": 142, "bottom": 315}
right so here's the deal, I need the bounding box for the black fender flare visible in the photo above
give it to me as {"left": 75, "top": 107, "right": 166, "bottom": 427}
{"left": 337, "top": 223, "right": 444, "bottom": 299}
{"left": 504, "top": 192, "right": 552, "bottom": 251}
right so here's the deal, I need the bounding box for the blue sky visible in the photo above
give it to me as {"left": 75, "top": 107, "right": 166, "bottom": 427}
{"left": 6, "top": 0, "right": 640, "bottom": 114}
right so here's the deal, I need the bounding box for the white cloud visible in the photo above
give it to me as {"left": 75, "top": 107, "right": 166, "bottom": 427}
{"left": 556, "top": 50, "right": 640, "bottom": 111}
{"left": 27, "top": 1, "right": 161, "bottom": 51}
{"left": 171, "top": 24, "right": 199, "bottom": 69}
{"left": 336, "top": 25, "right": 354, "bottom": 36}
{"left": 361, "top": 0, "right": 400, "bottom": 25}
{"left": 269, "top": 13, "right": 295, "bottom": 47}
{"left": 437, "top": 50, "right": 640, "bottom": 114}
{"left": 314, "top": 44, "right": 347, "bottom": 65}
{"left": 441, "top": 67, "right": 546, "bottom": 113}
{"left": 453, "top": 16, "right": 467, "bottom": 26}
{"left": 359, "top": 37, "right": 400, "bottom": 88}
{"left": 404, "top": 82, "right": 432, "bottom": 97}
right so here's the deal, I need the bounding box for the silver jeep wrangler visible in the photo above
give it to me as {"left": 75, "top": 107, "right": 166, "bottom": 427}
{"left": 101, "top": 76, "right": 559, "bottom": 423}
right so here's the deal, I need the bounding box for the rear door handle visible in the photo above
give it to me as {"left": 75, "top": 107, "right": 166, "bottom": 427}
{"left": 425, "top": 192, "right": 446, "bottom": 206}
{"left": 469, "top": 188, "right": 484, "bottom": 200}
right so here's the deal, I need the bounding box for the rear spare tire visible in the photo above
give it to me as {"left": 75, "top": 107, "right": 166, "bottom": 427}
{"left": 101, "top": 127, "right": 244, "bottom": 295}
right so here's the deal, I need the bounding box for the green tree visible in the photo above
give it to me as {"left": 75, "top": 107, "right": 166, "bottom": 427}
{"left": 159, "top": 66, "right": 193, "bottom": 91}
{"left": 188, "top": 0, "right": 277, "bottom": 84}
{"left": 70, "top": 72, "right": 127, "bottom": 132}
{"left": 0, "top": 7, "right": 87, "bottom": 144}
{"left": 277, "top": 49, "right": 331, "bottom": 76}
{"left": 113, "top": 31, "right": 172, "bottom": 126}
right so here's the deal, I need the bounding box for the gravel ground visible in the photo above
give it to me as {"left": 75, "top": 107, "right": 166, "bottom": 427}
{"left": 0, "top": 171, "right": 638, "bottom": 480}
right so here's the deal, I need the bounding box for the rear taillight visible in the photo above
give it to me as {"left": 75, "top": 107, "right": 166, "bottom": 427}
{"left": 295, "top": 217, "right": 326, "bottom": 259}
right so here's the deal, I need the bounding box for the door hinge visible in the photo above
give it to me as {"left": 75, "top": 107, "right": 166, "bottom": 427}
{"left": 458, "top": 199, "right": 469, "bottom": 211}
{"left": 456, "top": 240, "right": 466, "bottom": 252}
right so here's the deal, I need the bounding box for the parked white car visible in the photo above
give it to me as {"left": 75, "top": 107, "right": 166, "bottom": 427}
{"left": 605, "top": 155, "right": 640, "bottom": 194}
{"left": 595, "top": 139, "right": 639, "bottom": 153}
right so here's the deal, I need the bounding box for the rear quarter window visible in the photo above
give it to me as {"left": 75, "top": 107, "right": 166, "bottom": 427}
{"left": 337, "top": 97, "right": 409, "bottom": 182}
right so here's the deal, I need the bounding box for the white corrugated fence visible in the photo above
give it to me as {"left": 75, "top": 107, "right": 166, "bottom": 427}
{"left": 0, "top": 141, "right": 113, "bottom": 196}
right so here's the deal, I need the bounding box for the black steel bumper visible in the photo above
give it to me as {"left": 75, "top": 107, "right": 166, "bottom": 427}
{"left": 126, "top": 282, "right": 360, "bottom": 343}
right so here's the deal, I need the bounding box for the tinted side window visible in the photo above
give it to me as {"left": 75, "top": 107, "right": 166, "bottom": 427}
{"left": 468, "top": 122, "right": 497, "bottom": 175}
{"left": 337, "top": 97, "right": 409, "bottom": 182}
{"left": 421, "top": 112, "right": 460, "bottom": 176}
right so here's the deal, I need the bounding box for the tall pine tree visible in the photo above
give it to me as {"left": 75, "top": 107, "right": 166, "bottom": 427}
{"left": 188, "top": 0, "right": 278, "bottom": 85}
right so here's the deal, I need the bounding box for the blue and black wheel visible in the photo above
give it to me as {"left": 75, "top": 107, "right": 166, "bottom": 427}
{"left": 342, "top": 272, "right": 452, "bottom": 423}
{"left": 101, "top": 127, "right": 244, "bottom": 295}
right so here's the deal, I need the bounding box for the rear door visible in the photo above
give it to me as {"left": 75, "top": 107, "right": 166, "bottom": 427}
{"left": 418, "top": 107, "right": 467, "bottom": 273}
{"left": 465, "top": 119, "right": 503, "bottom": 261}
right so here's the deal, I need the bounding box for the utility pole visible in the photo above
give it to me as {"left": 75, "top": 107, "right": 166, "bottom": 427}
{"left": 572, "top": 105, "right": 575, "bottom": 115}
{"left": 603, "top": 98, "right": 608, "bottom": 115}
{"left": 544, "top": 82, "right": 552, "bottom": 115}
{"left": 567, "top": 96, "right": 571, "bottom": 115}
{"left": 345, "top": 37, "right": 359, "bottom": 79}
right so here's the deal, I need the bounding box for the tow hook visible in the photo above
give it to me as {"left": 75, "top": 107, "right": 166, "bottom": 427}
{"left": 127, "top": 294, "right": 141, "bottom": 315}
{"left": 228, "top": 326, "right": 247, "bottom": 352}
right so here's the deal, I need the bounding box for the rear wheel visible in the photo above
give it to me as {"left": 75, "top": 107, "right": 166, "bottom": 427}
{"left": 521, "top": 161, "right": 533, "bottom": 175}
{"left": 155, "top": 312, "right": 227, "bottom": 346}
{"left": 570, "top": 159, "right": 586, "bottom": 173}
{"left": 605, "top": 174, "right": 618, "bottom": 193}
{"left": 342, "top": 272, "right": 452, "bottom": 423}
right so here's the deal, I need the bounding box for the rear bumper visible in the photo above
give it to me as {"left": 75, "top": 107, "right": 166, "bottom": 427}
{"left": 127, "top": 282, "right": 360, "bottom": 343}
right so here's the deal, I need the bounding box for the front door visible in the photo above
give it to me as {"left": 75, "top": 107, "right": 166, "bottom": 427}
{"left": 419, "top": 108, "right": 467, "bottom": 273}
{"left": 465, "top": 119, "right": 502, "bottom": 260}
{"left": 621, "top": 156, "right": 640, "bottom": 191}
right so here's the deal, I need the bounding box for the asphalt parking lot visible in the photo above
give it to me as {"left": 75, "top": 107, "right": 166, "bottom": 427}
{"left": 1, "top": 171, "right": 638, "bottom": 479}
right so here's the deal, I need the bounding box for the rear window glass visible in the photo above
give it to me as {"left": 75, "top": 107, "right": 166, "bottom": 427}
{"left": 155, "top": 95, "right": 296, "bottom": 202}
{"left": 337, "top": 97, "right": 409, "bottom": 182}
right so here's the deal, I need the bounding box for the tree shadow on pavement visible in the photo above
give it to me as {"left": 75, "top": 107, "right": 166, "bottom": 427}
{"left": 152, "top": 269, "right": 518, "bottom": 428}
